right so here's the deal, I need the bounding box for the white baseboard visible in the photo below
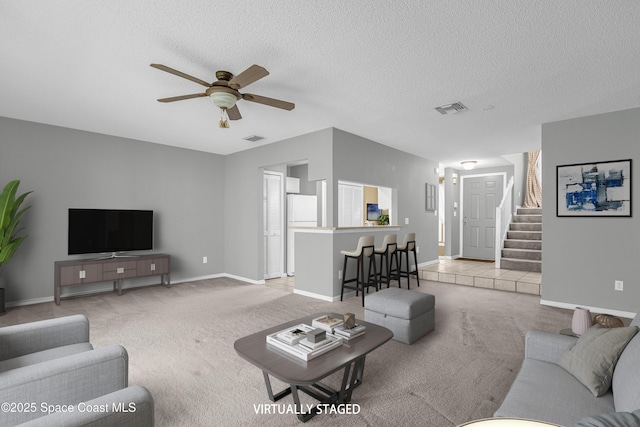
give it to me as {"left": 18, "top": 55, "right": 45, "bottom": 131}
{"left": 439, "top": 254, "right": 461, "bottom": 260}
{"left": 6, "top": 273, "right": 268, "bottom": 308}
{"left": 173, "top": 273, "right": 266, "bottom": 285}
{"left": 293, "top": 288, "right": 338, "bottom": 302}
{"left": 171, "top": 273, "right": 225, "bottom": 283}
{"left": 418, "top": 259, "right": 439, "bottom": 268}
{"left": 540, "top": 299, "right": 637, "bottom": 320}
{"left": 221, "top": 273, "right": 266, "bottom": 285}
{"left": 6, "top": 296, "right": 54, "bottom": 308}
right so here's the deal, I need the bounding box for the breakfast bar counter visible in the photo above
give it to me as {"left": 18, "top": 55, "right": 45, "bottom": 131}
{"left": 290, "top": 226, "right": 401, "bottom": 301}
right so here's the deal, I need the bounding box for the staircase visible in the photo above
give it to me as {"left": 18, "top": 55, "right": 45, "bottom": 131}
{"left": 500, "top": 207, "right": 542, "bottom": 273}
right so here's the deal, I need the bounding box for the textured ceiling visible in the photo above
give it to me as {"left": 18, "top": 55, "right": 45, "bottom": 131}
{"left": 1, "top": 1, "right": 639, "bottom": 169}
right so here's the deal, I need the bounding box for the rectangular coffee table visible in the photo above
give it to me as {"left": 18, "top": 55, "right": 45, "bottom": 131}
{"left": 234, "top": 312, "right": 393, "bottom": 422}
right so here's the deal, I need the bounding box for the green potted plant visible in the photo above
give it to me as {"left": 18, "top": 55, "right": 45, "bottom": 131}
{"left": 0, "top": 180, "right": 32, "bottom": 315}
{"left": 378, "top": 214, "right": 389, "bottom": 225}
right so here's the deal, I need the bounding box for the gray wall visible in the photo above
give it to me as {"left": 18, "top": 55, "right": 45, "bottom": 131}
{"left": 502, "top": 152, "right": 527, "bottom": 208}
{"left": 541, "top": 107, "right": 640, "bottom": 313}
{"left": 331, "top": 128, "right": 440, "bottom": 264}
{"left": 1, "top": 118, "right": 442, "bottom": 302}
{"left": 0, "top": 117, "right": 225, "bottom": 303}
{"left": 288, "top": 164, "right": 315, "bottom": 196}
{"left": 224, "top": 128, "right": 334, "bottom": 281}
{"left": 443, "top": 167, "right": 461, "bottom": 257}
{"left": 223, "top": 127, "right": 440, "bottom": 283}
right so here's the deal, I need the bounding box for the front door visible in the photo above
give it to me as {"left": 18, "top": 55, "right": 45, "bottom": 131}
{"left": 462, "top": 175, "right": 504, "bottom": 260}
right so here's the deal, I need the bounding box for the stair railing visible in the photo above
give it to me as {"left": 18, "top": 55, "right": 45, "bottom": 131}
{"left": 495, "top": 176, "right": 514, "bottom": 268}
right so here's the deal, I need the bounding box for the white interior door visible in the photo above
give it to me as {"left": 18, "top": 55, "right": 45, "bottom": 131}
{"left": 462, "top": 174, "right": 504, "bottom": 260}
{"left": 264, "top": 171, "right": 283, "bottom": 279}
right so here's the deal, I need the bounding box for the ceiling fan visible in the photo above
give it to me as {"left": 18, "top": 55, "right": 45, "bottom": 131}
{"left": 150, "top": 63, "right": 295, "bottom": 128}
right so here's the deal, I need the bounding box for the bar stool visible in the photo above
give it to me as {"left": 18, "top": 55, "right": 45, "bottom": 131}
{"left": 340, "top": 235, "right": 377, "bottom": 306}
{"left": 375, "top": 234, "right": 400, "bottom": 288}
{"left": 397, "top": 233, "right": 420, "bottom": 289}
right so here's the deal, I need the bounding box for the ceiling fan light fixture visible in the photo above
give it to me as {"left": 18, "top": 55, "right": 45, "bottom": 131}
{"left": 210, "top": 91, "right": 238, "bottom": 109}
{"left": 461, "top": 160, "right": 477, "bottom": 170}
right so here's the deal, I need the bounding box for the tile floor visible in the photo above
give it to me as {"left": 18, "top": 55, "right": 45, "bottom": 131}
{"left": 420, "top": 259, "right": 541, "bottom": 295}
{"left": 264, "top": 275, "right": 295, "bottom": 293}
{"left": 266, "top": 259, "right": 541, "bottom": 296}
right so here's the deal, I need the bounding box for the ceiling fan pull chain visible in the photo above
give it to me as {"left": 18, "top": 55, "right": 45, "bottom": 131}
{"left": 219, "top": 108, "right": 230, "bottom": 128}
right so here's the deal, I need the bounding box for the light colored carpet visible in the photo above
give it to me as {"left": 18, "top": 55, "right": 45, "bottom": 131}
{"left": 1, "top": 278, "right": 575, "bottom": 426}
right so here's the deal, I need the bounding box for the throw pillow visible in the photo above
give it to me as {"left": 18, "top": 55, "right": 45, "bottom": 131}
{"left": 560, "top": 324, "right": 639, "bottom": 397}
{"left": 574, "top": 409, "right": 640, "bottom": 427}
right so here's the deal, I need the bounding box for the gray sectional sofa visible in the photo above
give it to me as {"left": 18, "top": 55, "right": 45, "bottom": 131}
{"left": 495, "top": 313, "right": 640, "bottom": 426}
{"left": 0, "top": 314, "right": 154, "bottom": 426}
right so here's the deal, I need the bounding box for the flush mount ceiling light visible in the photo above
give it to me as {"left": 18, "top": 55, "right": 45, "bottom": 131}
{"left": 461, "top": 160, "right": 477, "bottom": 170}
{"left": 435, "top": 102, "right": 468, "bottom": 115}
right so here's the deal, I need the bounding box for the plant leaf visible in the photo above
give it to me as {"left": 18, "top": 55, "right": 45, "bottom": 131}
{"left": 0, "top": 180, "right": 19, "bottom": 232}
{"left": 0, "top": 180, "right": 31, "bottom": 266}
{"left": 0, "top": 237, "right": 26, "bottom": 264}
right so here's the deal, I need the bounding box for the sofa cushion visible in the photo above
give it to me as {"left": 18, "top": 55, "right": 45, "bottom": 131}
{"left": 612, "top": 329, "right": 640, "bottom": 412}
{"left": 495, "top": 358, "right": 615, "bottom": 426}
{"left": 559, "top": 325, "right": 638, "bottom": 397}
{"left": 575, "top": 409, "right": 640, "bottom": 427}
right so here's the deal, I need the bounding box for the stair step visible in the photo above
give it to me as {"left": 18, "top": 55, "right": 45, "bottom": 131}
{"left": 502, "top": 248, "right": 542, "bottom": 261}
{"left": 501, "top": 258, "right": 542, "bottom": 273}
{"left": 507, "top": 230, "right": 542, "bottom": 241}
{"left": 510, "top": 222, "right": 542, "bottom": 232}
{"left": 513, "top": 215, "right": 542, "bottom": 223}
{"left": 504, "top": 239, "right": 542, "bottom": 250}
{"left": 517, "top": 207, "right": 542, "bottom": 215}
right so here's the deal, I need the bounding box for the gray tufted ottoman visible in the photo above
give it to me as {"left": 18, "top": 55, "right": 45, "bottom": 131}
{"left": 364, "top": 288, "right": 435, "bottom": 344}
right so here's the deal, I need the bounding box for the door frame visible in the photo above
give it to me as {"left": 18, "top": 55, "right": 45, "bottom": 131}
{"left": 459, "top": 172, "right": 507, "bottom": 260}
{"left": 263, "top": 170, "right": 285, "bottom": 279}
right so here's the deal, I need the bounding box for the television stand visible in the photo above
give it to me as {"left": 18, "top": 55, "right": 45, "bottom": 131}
{"left": 54, "top": 254, "right": 170, "bottom": 305}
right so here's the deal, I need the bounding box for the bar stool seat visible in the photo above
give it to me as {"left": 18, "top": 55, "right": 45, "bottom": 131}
{"left": 374, "top": 234, "right": 400, "bottom": 288}
{"left": 397, "top": 233, "right": 420, "bottom": 289}
{"left": 340, "top": 235, "right": 377, "bottom": 306}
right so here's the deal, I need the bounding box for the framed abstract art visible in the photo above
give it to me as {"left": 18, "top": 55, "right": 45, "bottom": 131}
{"left": 556, "top": 159, "right": 631, "bottom": 217}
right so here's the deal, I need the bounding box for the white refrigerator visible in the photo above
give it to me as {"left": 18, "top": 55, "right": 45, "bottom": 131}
{"left": 287, "top": 194, "right": 318, "bottom": 275}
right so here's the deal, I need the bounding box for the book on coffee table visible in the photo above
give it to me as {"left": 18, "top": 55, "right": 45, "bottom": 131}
{"left": 299, "top": 337, "right": 336, "bottom": 350}
{"left": 311, "top": 315, "right": 344, "bottom": 332}
{"left": 266, "top": 323, "right": 342, "bottom": 361}
{"left": 276, "top": 326, "right": 308, "bottom": 345}
{"left": 333, "top": 324, "right": 366, "bottom": 340}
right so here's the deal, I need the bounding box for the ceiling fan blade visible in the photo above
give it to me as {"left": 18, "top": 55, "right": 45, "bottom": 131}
{"left": 227, "top": 105, "right": 242, "bottom": 120}
{"left": 228, "top": 65, "right": 269, "bottom": 89}
{"left": 150, "top": 64, "right": 212, "bottom": 88}
{"left": 157, "top": 93, "right": 207, "bottom": 103}
{"left": 242, "top": 93, "right": 295, "bottom": 111}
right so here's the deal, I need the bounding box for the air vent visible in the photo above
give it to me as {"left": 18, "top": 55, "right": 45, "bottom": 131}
{"left": 243, "top": 135, "right": 265, "bottom": 142}
{"left": 435, "top": 102, "right": 468, "bottom": 115}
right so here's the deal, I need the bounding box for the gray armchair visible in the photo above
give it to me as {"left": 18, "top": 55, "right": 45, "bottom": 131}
{"left": 0, "top": 315, "right": 154, "bottom": 426}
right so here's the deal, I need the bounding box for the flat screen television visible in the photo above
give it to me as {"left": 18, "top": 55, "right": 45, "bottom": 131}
{"left": 68, "top": 209, "right": 154, "bottom": 256}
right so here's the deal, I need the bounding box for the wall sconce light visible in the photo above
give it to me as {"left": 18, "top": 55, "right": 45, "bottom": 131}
{"left": 452, "top": 173, "right": 458, "bottom": 185}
